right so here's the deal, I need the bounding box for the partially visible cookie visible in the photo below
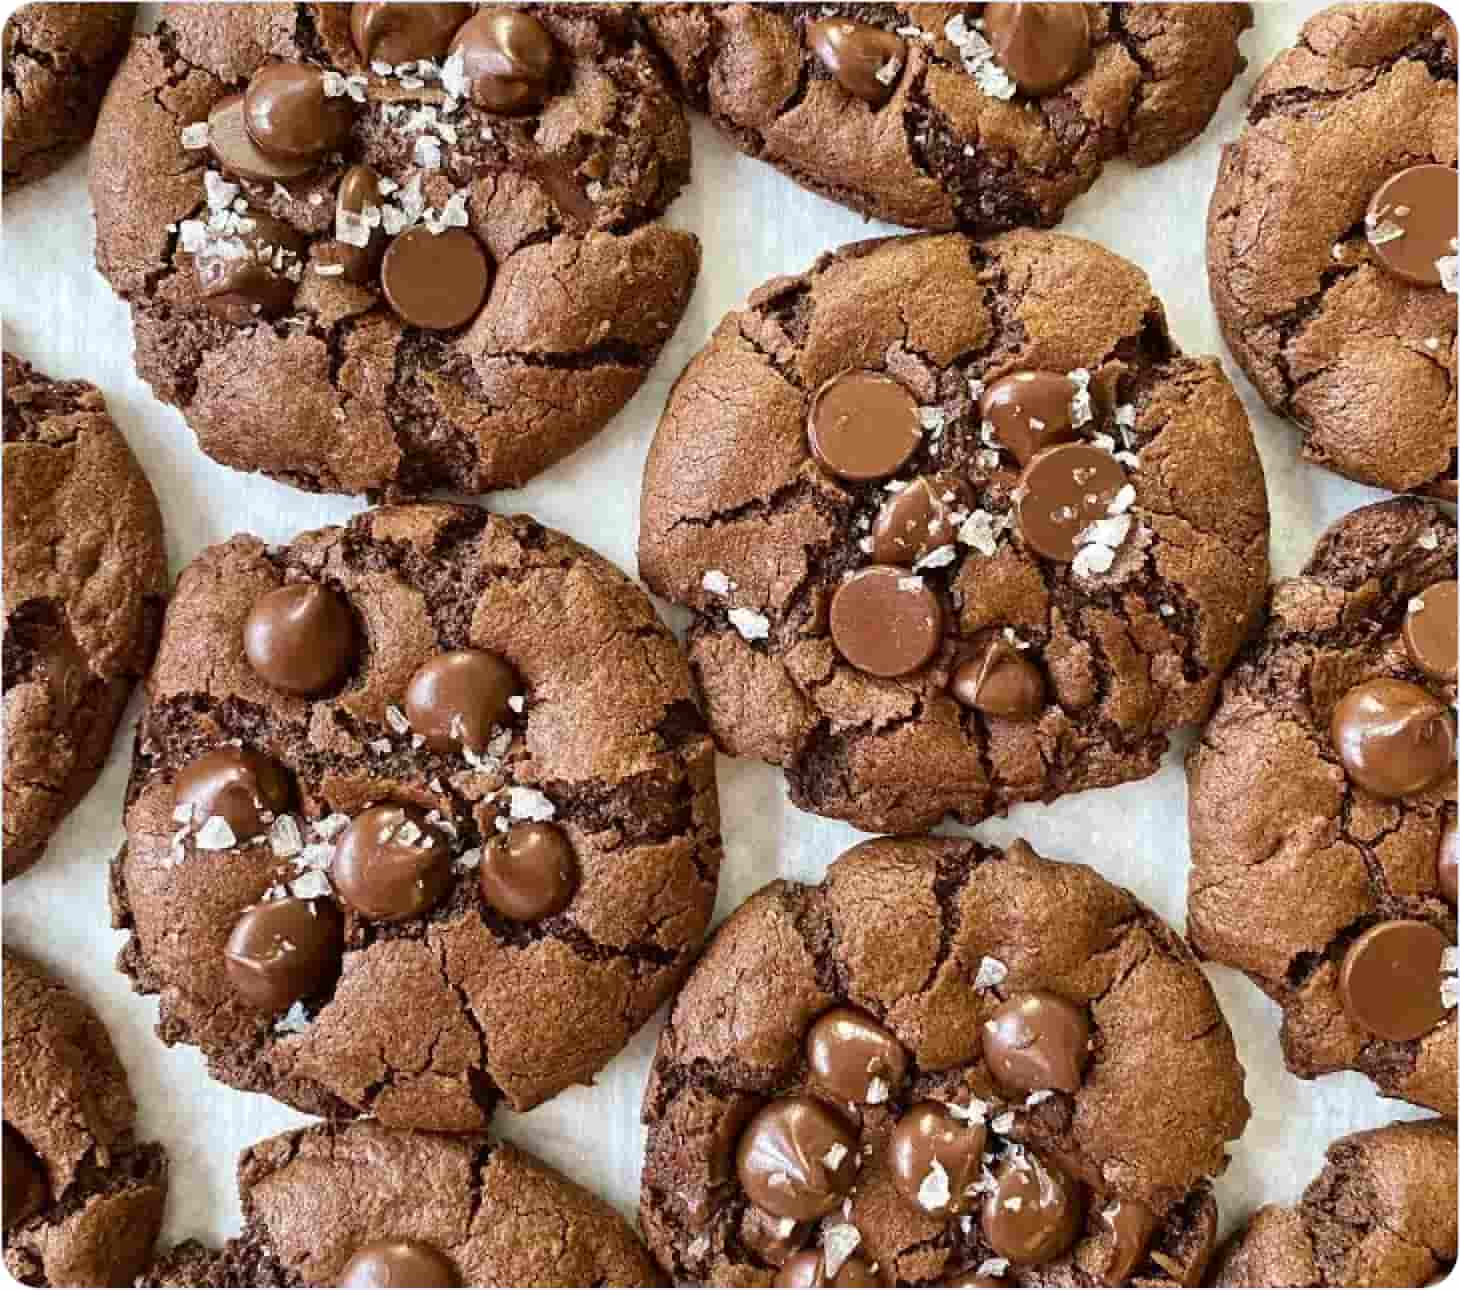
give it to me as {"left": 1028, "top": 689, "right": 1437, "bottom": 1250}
{"left": 1188, "top": 499, "right": 1457, "bottom": 1117}
{"left": 1207, "top": 3, "right": 1458, "bottom": 496}
{"left": 145, "top": 1121, "right": 660, "bottom": 1287}
{"left": 1213, "top": 1119, "right": 1457, "bottom": 1288}
{"left": 3, "top": 948, "right": 168, "bottom": 1288}
{"left": 3, "top": 352, "right": 168, "bottom": 881}
{"left": 2, "top": 3, "right": 132, "bottom": 190}
{"left": 640, "top": 835, "right": 1251, "bottom": 1287}
{"left": 645, "top": 3, "right": 1251, "bottom": 232}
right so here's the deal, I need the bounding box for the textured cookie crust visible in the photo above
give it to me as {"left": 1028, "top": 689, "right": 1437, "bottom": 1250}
{"left": 89, "top": 3, "right": 700, "bottom": 497}
{"left": 2, "top": 353, "right": 167, "bottom": 882}
{"left": 1212, "top": 1119, "right": 1457, "bottom": 1288}
{"left": 640, "top": 836, "right": 1250, "bottom": 1287}
{"left": 639, "top": 231, "right": 1269, "bottom": 835}
{"left": 1188, "top": 499, "right": 1457, "bottom": 1117}
{"left": 113, "top": 502, "right": 719, "bottom": 1131}
{"left": 1207, "top": 3, "right": 1458, "bottom": 497}
{"left": 3, "top": 949, "right": 167, "bottom": 1288}
{"left": 2, "top": 3, "right": 132, "bottom": 190}
{"left": 645, "top": 3, "right": 1251, "bottom": 232}
{"left": 145, "top": 1121, "right": 660, "bottom": 1288}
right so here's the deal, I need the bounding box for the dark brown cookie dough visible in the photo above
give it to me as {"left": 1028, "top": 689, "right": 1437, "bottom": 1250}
{"left": 113, "top": 502, "right": 720, "bottom": 1132}
{"left": 2, "top": 352, "right": 168, "bottom": 882}
{"left": 144, "top": 1121, "right": 660, "bottom": 1288}
{"left": 89, "top": 4, "right": 700, "bottom": 497}
{"left": 1188, "top": 499, "right": 1458, "bottom": 1118}
{"left": 644, "top": 4, "right": 1251, "bottom": 233}
{"left": 639, "top": 836, "right": 1251, "bottom": 1288}
{"left": 639, "top": 231, "right": 1270, "bottom": 835}
{"left": 2, "top": 3, "right": 132, "bottom": 190}
{"left": 1207, "top": 3, "right": 1458, "bottom": 497}
{"left": 3, "top": 948, "right": 167, "bottom": 1288}
{"left": 1212, "top": 1119, "right": 1457, "bottom": 1288}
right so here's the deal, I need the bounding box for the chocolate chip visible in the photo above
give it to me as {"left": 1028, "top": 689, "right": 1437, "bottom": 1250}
{"left": 950, "top": 639, "right": 1044, "bottom": 720}
{"left": 830, "top": 567, "right": 943, "bottom": 678}
{"left": 1329, "top": 677, "right": 1456, "bottom": 799}
{"left": 1404, "top": 580, "right": 1458, "bottom": 683}
{"left": 980, "top": 370, "right": 1079, "bottom": 465}
{"left": 479, "top": 821, "right": 578, "bottom": 922}
{"left": 1339, "top": 919, "right": 1451, "bottom": 1042}
{"left": 330, "top": 804, "right": 453, "bottom": 922}
{"left": 224, "top": 897, "right": 343, "bottom": 1013}
{"left": 2, "top": 1125, "right": 47, "bottom": 1233}
{"left": 1014, "top": 443, "right": 1128, "bottom": 563}
{"left": 805, "top": 1006, "right": 908, "bottom": 1105}
{"left": 331, "top": 163, "right": 386, "bottom": 284}
{"left": 448, "top": 9, "right": 557, "bottom": 114}
{"left": 982, "top": 3, "right": 1092, "bottom": 96}
{"left": 870, "top": 476, "right": 967, "bottom": 566}
{"left": 196, "top": 211, "right": 307, "bottom": 323}
{"left": 243, "top": 63, "right": 354, "bottom": 164}
{"left": 980, "top": 1150, "right": 1083, "bottom": 1266}
{"left": 808, "top": 370, "right": 922, "bottom": 482}
{"left": 1366, "top": 164, "right": 1458, "bottom": 288}
{"left": 982, "top": 991, "right": 1090, "bottom": 1095}
{"left": 888, "top": 1101, "right": 988, "bottom": 1217}
{"left": 243, "top": 583, "right": 355, "bottom": 697}
{"left": 337, "top": 1239, "right": 458, "bottom": 1287}
{"left": 174, "top": 747, "right": 292, "bottom": 841}
{"left": 1439, "top": 819, "right": 1457, "bottom": 907}
{"left": 207, "top": 94, "right": 316, "bottom": 183}
{"left": 403, "top": 649, "right": 517, "bottom": 752}
{"left": 776, "top": 1251, "right": 882, "bottom": 1287}
{"left": 735, "top": 1095, "right": 860, "bottom": 1222}
{"left": 1098, "top": 1196, "right": 1157, "bottom": 1285}
{"left": 350, "top": 2, "right": 471, "bottom": 65}
{"left": 381, "top": 226, "right": 491, "bottom": 330}
{"left": 941, "top": 1276, "right": 1006, "bottom": 1288}
{"left": 806, "top": 19, "right": 905, "bottom": 105}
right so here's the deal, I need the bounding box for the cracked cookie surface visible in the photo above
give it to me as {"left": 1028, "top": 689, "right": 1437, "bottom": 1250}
{"left": 2, "top": 352, "right": 168, "bottom": 882}
{"left": 113, "top": 501, "right": 720, "bottom": 1131}
{"left": 3, "top": 948, "right": 168, "bottom": 1288}
{"left": 1207, "top": 2, "right": 1458, "bottom": 497}
{"left": 89, "top": 3, "right": 700, "bottom": 497}
{"left": 639, "top": 231, "right": 1269, "bottom": 835}
{"left": 644, "top": 3, "right": 1251, "bottom": 233}
{"left": 1212, "top": 1118, "right": 1456, "bottom": 1288}
{"left": 638, "top": 836, "right": 1250, "bottom": 1287}
{"left": 1188, "top": 499, "right": 1457, "bottom": 1118}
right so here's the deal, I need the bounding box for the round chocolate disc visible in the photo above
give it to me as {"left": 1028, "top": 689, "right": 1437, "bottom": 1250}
{"left": 403, "top": 649, "right": 518, "bottom": 753}
{"left": 196, "top": 211, "right": 307, "bottom": 323}
{"left": 829, "top": 566, "right": 943, "bottom": 679}
{"left": 448, "top": 9, "right": 557, "bottom": 114}
{"left": 776, "top": 1251, "right": 882, "bottom": 1288}
{"left": 981, "top": 990, "right": 1091, "bottom": 1094}
{"left": 243, "top": 62, "right": 354, "bottom": 163}
{"left": 338, "top": 1239, "right": 458, "bottom": 1287}
{"left": 980, "top": 370, "right": 1079, "bottom": 465}
{"left": 1329, "top": 677, "right": 1456, "bottom": 799}
{"left": 1439, "top": 818, "right": 1458, "bottom": 907}
{"left": 735, "top": 1095, "right": 860, "bottom": 1222}
{"left": 1366, "top": 164, "right": 1458, "bottom": 288}
{"left": 805, "top": 1006, "right": 908, "bottom": 1105}
{"left": 479, "top": 821, "right": 578, "bottom": 922}
{"left": 808, "top": 370, "right": 922, "bottom": 483}
{"left": 2, "top": 1125, "right": 47, "bottom": 1233}
{"left": 1014, "top": 443, "right": 1128, "bottom": 563}
{"left": 806, "top": 19, "right": 905, "bottom": 105}
{"left": 1403, "top": 580, "right": 1458, "bottom": 683}
{"left": 982, "top": 3, "right": 1092, "bottom": 96}
{"left": 1098, "top": 1197, "right": 1157, "bottom": 1285}
{"left": 1338, "top": 919, "right": 1451, "bottom": 1042}
{"left": 174, "top": 747, "right": 292, "bottom": 841}
{"left": 350, "top": 2, "right": 471, "bottom": 66}
{"left": 870, "top": 476, "right": 967, "bottom": 566}
{"left": 887, "top": 1101, "right": 988, "bottom": 1217}
{"left": 381, "top": 227, "right": 491, "bottom": 331}
{"left": 207, "top": 93, "right": 316, "bottom": 183}
{"left": 243, "top": 583, "right": 356, "bottom": 697}
{"left": 224, "top": 897, "right": 344, "bottom": 1013}
{"left": 950, "top": 639, "right": 1045, "bottom": 720}
{"left": 330, "top": 804, "right": 454, "bottom": 922}
{"left": 980, "top": 1150, "right": 1083, "bottom": 1266}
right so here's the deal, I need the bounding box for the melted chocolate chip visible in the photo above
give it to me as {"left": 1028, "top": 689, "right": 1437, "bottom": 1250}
{"left": 1367, "top": 164, "right": 1458, "bottom": 288}
{"left": 830, "top": 566, "right": 943, "bottom": 678}
{"left": 982, "top": 3, "right": 1092, "bottom": 96}
{"left": 1439, "top": 819, "right": 1458, "bottom": 907}
{"left": 207, "top": 94, "right": 317, "bottom": 183}
{"left": 736, "top": 1095, "right": 860, "bottom": 1222}
{"left": 1330, "top": 677, "right": 1456, "bottom": 799}
{"left": 2, "top": 1126, "right": 47, "bottom": 1233}
{"left": 174, "top": 747, "right": 292, "bottom": 840}
{"left": 808, "top": 370, "right": 922, "bottom": 482}
{"left": 196, "top": 211, "right": 307, "bottom": 323}
{"left": 1015, "top": 443, "right": 1128, "bottom": 563}
{"left": 337, "top": 1239, "right": 458, "bottom": 1287}
{"left": 350, "top": 2, "right": 471, "bottom": 65}
{"left": 870, "top": 476, "right": 968, "bottom": 566}
{"left": 403, "top": 649, "right": 518, "bottom": 753}
{"left": 806, "top": 19, "right": 905, "bottom": 105}
{"left": 448, "top": 10, "right": 557, "bottom": 114}
{"left": 888, "top": 1101, "right": 988, "bottom": 1218}
{"left": 777, "top": 1251, "right": 882, "bottom": 1287}
{"left": 805, "top": 1007, "right": 908, "bottom": 1106}
{"left": 243, "top": 63, "right": 354, "bottom": 163}
{"left": 479, "top": 821, "right": 578, "bottom": 922}
{"left": 1339, "top": 919, "right": 1451, "bottom": 1042}
{"left": 381, "top": 226, "right": 491, "bottom": 330}
{"left": 980, "top": 1150, "right": 1083, "bottom": 1266}
{"left": 950, "top": 639, "right": 1045, "bottom": 720}
{"left": 330, "top": 804, "right": 453, "bottom": 922}
{"left": 941, "top": 1275, "right": 1006, "bottom": 1288}
{"left": 331, "top": 163, "right": 386, "bottom": 284}
{"left": 243, "top": 583, "right": 355, "bottom": 697}
{"left": 980, "top": 370, "right": 1078, "bottom": 465}
{"left": 982, "top": 991, "right": 1091, "bottom": 1095}
{"left": 1404, "top": 580, "right": 1458, "bottom": 683}
{"left": 1098, "top": 1196, "right": 1157, "bottom": 1285}
{"left": 224, "top": 897, "right": 344, "bottom": 1013}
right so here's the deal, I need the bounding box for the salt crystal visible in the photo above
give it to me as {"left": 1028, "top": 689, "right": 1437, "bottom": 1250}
{"left": 821, "top": 1225, "right": 861, "bottom": 1279}
{"left": 974, "top": 956, "right": 1008, "bottom": 990}
{"left": 274, "top": 1002, "right": 310, "bottom": 1034}
{"left": 180, "top": 121, "right": 211, "bottom": 149}
{"left": 729, "top": 607, "right": 771, "bottom": 642}
{"left": 914, "top": 545, "right": 957, "bottom": 572}
{"left": 270, "top": 815, "right": 303, "bottom": 859}
{"left": 195, "top": 816, "right": 237, "bottom": 851}
{"left": 823, "top": 1143, "right": 849, "bottom": 1170}
{"left": 917, "top": 1159, "right": 952, "bottom": 1212}
{"left": 701, "top": 569, "right": 734, "bottom": 596}
{"left": 508, "top": 786, "right": 556, "bottom": 821}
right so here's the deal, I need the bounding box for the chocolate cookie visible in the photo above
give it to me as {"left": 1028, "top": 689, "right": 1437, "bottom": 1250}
{"left": 644, "top": 4, "right": 1251, "bottom": 232}
{"left": 1207, "top": 3, "right": 1458, "bottom": 497}
{"left": 112, "top": 501, "right": 720, "bottom": 1132}
{"left": 89, "top": 4, "right": 700, "bottom": 497}
{"left": 145, "top": 1121, "right": 659, "bottom": 1287}
{"left": 2, "top": 3, "right": 132, "bottom": 191}
{"left": 3, "top": 353, "right": 168, "bottom": 881}
{"left": 639, "top": 836, "right": 1251, "bottom": 1288}
{"left": 1212, "top": 1119, "right": 1457, "bottom": 1288}
{"left": 3, "top": 948, "right": 167, "bottom": 1287}
{"left": 639, "top": 231, "right": 1269, "bottom": 835}
{"left": 1188, "top": 499, "right": 1458, "bottom": 1118}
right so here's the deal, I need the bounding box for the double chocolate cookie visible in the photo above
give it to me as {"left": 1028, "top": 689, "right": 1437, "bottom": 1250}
{"left": 639, "top": 836, "right": 1251, "bottom": 1287}
{"left": 2, "top": 3, "right": 132, "bottom": 190}
{"left": 89, "top": 4, "right": 700, "bottom": 496}
{"left": 3, "top": 353, "right": 168, "bottom": 881}
{"left": 644, "top": 4, "right": 1252, "bottom": 232}
{"left": 113, "top": 502, "right": 720, "bottom": 1130}
{"left": 1207, "top": 3, "right": 1458, "bottom": 496}
{"left": 639, "top": 231, "right": 1269, "bottom": 835}
{"left": 4, "top": 949, "right": 168, "bottom": 1288}
{"left": 1188, "top": 499, "right": 1457, "bottom": 1117}
{"left": 147, "top": 1121, "right": 659, "bottom": 1287}
{"left": 1212, "top": 1119, "right": 1456, "bottom": 1288}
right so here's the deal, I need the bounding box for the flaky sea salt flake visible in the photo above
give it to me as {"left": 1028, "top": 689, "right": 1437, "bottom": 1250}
{"left": 729, "top": 607, "right": 771, "bottom": 642}
{"left": 974, "top": 955, "right": 1008, "bottom": 990}
{"left": 195, "top": 816, "right": 237, "bottom": 851}
{"left": 918, "top": 1159, "right": 951, "bottom": 1212}
{"left": 822, "top": 1225, "right": 861, "bottom": 1278}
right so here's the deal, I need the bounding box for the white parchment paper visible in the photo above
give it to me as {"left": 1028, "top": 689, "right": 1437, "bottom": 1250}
{"left": 0, "top": 0, "right": 1443, "bottom": 1276}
